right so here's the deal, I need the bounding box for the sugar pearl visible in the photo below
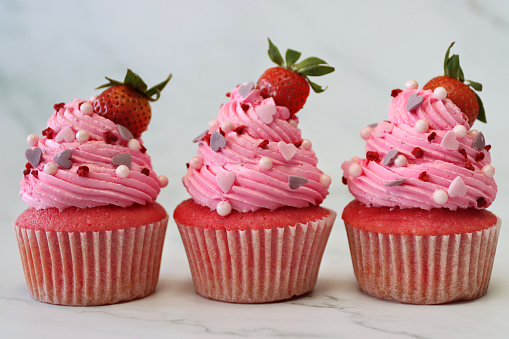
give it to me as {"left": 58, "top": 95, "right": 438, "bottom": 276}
{"left": 76, "top": 130, "right": 90, "bottom": 143}
{"left": 43, "top": 162, "right": 58, "bottom": 175}
{"left": 27, "top": 134, "right": 39, "bottom": 146}
{"left": 90, "top": 95, "right": 98, "bottom": 101}
{"left": 433, "top": 87, "right": 447, "bottom": 100}
{"left": 158, "top": 175, "right": 169, "bottom": 188}
{"left": 433, "top": 190, "right": 448, "bottom": 204}
{"left": 360, "top": 126, "right": 373, "bottom": 140}
{"left": 351, "top": 156, "right": 360, "bottom": 163}
{"left": 221, "top": 121, "right": 235, "bottom": 133}
{"left": 189, "top": 156, "right": 203, "bottom": 169}
{"left": 116, "top": 165, "right": 130, "bottom": 178}
{"left": 415, "top": 119, "right": 429, "bottom": 133}
{"left": 319, "top": 174, "right": 332, "bottom": 188}
{"left": 405, "top": 79, "right": 418, "bottom": 90}
{"left": 301, "top": 139, "right": 312, "bottom": 150}
{"left": 453, "top": 125, "right": 467, "bottom": 138}
{"left": 259, "top": 157, "right": 273, "bottom": 170}
{"left": 349, "top": 163, "right": 362, "bottom": 177}
{"left": 209, "top": 119, "right": 219, "bottom": 130}
{"left": 469, "top": 129, "right": 479, "bottom": 137}
{"left": 217, "top": 201, "right": 232, "bottom": 216}
{"left": 482, "top": 164, "right": 495, "bottom": 178}
{"left": 80, "top": 102, "right": 94, "bottom": 115}
{"left": 394, "top": 154, "right": 408, "bottom": 167}
{"left": 128, "top": 139, "right": 141, "bottom": 151}
{"left": 289, "top": 119, "right": 298, "bottom": 128}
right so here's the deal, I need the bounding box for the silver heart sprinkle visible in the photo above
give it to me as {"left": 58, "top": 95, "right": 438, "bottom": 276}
{"left": 384, "top": 179, "right": 405, "bottom": 187}
{"left": 406, "top": 93, "right": 424, "bottom": 111}
{"left": 112, "top": 153, "right": 132, "bottom": 169}
{"left": 368, "top": 123, "right": 378, "bottom": 129}
{"left": 472, "top": 132, "right": 485, "bottom": 151}
{"left": 238, "top": 82, "right": 254, "bottom": 98}
{"left": 117, "top": 124, "right": 133, "bottom": 141}
{"left": 288, "top": 175, "right": 309, "bottom": 189}
{"left": 53, "top": 149, "right": 73, "bottom": 169}
{"left": 383, "top": 149, "right": 399, "bottom": 166}
{"left": 193, "top": 130, "right": 208, "bottom": 143}
{"left": 25, "top": 147, "right": 42, "bottom": 167}
{"left": 210, "top": 131, "right": 226, "bottom": 152}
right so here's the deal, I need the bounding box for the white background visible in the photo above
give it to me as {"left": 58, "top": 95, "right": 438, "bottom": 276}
{"left": 1, "top": 1, "right": 508, "bottom": 338}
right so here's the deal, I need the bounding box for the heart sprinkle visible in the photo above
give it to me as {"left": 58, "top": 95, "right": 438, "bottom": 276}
{"left": 53, "top": 149, "right": 73, "bottom": 169}
{"left": 384, "top": 179, "right": 405, "bottom": 187}
{"left": 406, "top": 93, "right": 424, "bottom": 111}
{"left": 278, "top": 141, "right": 297, "bottom": 161}
{"left": 193, "top": 130, "right": 208, "bottom": 143}
{"left": 216, "top": 171, "right": 236, "bottom": 193}
{"left": 112, "top": 153, "right": 132, "bottom": 169}
{"left": 237, "top": 82, "right": 254, "bottom": 98}
{"left": 256, "top": 105, "right": 277, "bottom": 124}
{"left": 448, "top": 176, "right": 467, "bottom": 197}
{"left": 117, "top": 124, "right": 133, "bottom": 141}
{"left": 472, "top": 132, "right": 485, "bottom": 151}
{"left": 288, "top": 175, "right": 309, "bottom": 189}
{"left": 25, "top": 147, "right": 42, "bottom": 167}
{"left": 210, "top": 131, "right": 226, "bottom": 152}
{"left": 440, "top": 130, "right": 460, "bottom": 151}
{"left": 55, "top": 126, "right": 76, "bottom": 143}
{"left": 383, "top": 149, "right": 399, "bottom": 166}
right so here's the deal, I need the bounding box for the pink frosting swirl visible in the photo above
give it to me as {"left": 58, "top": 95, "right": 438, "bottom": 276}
{"left": 20, "top": 99, "right": 162, "bottom": 210}
{"left": 183, "top": 84, "right": 330, "bottom": 213}
{"left": 343, "top": 89, "right": 497, "bottom": 210}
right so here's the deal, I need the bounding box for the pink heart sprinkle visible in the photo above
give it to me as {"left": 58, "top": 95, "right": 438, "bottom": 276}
{"left": 278, "top": 141, "right": 297, "bottom": 161}
{"left": 375, "top": 121, "right": 394, "bottom": 137}
{"left": 448, "top": 176, "right": 467, "bottom": 197}
{"left": 216, "top": 171, "right": 235, "bottom": 193}
{"left": 440, "top": 130, "right": 460, "bottom": 151}
{"left": 406, "top": 93, "right": 424, "bottom": 111}
{"left": 238, "top": 82, "right": 254, "bottom": 98}
{"left": 256, "top": 105, "right": 277, "bottom": 124}
{"left": 55, "top": 126, "right": 75, "bottom": 143}
{"left": 25, "top": 147, "right": 42, "bottom": 167}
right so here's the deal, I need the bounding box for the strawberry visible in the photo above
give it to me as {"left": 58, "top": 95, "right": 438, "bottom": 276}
{"left": 94, "top": 69, "right": 172, "bottom": 137}
{"left": 423, "top": 42, "right": 485, "bottom": 126}
{"left": 256, "top": 39, "right": 334, "bottom": 116}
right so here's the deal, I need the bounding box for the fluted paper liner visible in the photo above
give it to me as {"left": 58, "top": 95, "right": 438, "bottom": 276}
{"left": 15, "top": 215, "right": 168, "bottom": 306}
{"left": 177, "top": 212, "right": 336, "bottom": 303}
{"left": 345, "top": 218, "right": 501, "bottom": 304}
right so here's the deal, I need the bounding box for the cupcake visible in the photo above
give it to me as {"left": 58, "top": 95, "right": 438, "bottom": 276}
{"left": 174, "top": 39, "right": 336, "bottom": 303}
{"left": 15, "top": 70, "right": 172, "bottom": 306}
{"left": 341, "top": 43, "right": 500, "bottom": 304}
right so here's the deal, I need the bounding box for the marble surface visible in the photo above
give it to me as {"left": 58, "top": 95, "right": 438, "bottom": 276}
{"left": 1, "top": 0, "right": 509, "bottom": 338}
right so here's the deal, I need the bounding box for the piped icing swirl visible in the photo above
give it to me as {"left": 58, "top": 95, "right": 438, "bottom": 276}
{"left": 21, "top": 99, "right": 162, "bottom": 210}
{"left": 183, "top": 83, "right": 330, "bottom": 214}
{"left": 343, "top": 88, "right": 496, "bottom": 210}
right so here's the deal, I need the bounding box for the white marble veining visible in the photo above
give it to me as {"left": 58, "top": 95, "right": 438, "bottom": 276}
{"left": 1, "top": 0, "right": 509, "bottom": 338}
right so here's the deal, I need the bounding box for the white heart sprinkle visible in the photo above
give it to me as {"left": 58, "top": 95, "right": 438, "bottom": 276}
{"left": 440, "top": 130, "right": 460, "bottom": 151}
{"left": 256, "top": 105, "right": 277, "bottom": 124}
{"left": 238, "top": 82, "right": 254, "bottom": 97}
{"left": 278, "top": 141, "right": 297, "bottom": 161}
{"left": 55, "top": 126, "right": 75, "bottom": 143}
{"left": 448, "top": 176, "right": 467, "bottom": 197}
{"left": 216, "top": 171, "right": 236, "bottom": 193}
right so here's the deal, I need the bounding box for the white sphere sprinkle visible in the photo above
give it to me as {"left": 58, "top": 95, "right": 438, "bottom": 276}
{"left": 221, "top": 121, "right": 235, "bottom": 133}
{"left": 482, "top": 164, "right": 495, "bottom": 178}
{"left": 27, "top": 134, "right": 39, "bottom": 146}
{"left": 189, "top": 156, "right": 204, "bottom": 169}
{"left": 80, "top": 102, "right": 94, "bottom": 115}
{"left": 43, "top": 162, "right": 58, "bottom": 175}
{"left": 259, "top": 157, "right": 273, "bottom": 170}
{"left": 209, "top": 119, "right": 219, "bottom": 130}
{"left": 469, "top": 129, "right": 479, "bottom": 137}
{"left": 217, "top": 201, "right": 232, "bottom": 216}
{"left": 349, "top": 163, "right": 362, "bottom": 177}
{"left": 116, "top": 165, "right": 130, "bottom": 178}
{"left": 128, "top": 139, "right": 141, "bottom": 151}
{"left": 301, "top": 139, "right": 312, "bottom": 150}
{"left": 394, "top": 154, "right": 408, "bottom": 167}
{"left": 453, "top": 125, "right": 467, "bottom": 139}
{"left": 76, "top": 130, "right": 90, "bottom": 143}
{"left": 158, "top": 175, "right": 169, "bottom": 188}
{"left": 433, "top": 87, "right": 447, "bottom": 100}
{"left": 360, "top": 126, "right": 373, "bottom": 140}
{"left": 433, "top": 190, "right": 448, "bottom": 204}
{"left": 415, "top": 119, "right": 429, "bottom": 133}
{"left": 405, "top": 80, "right": 419, "bottom": 90}
{"left": 319, "top": 174, "right": 332, "bottom": 188}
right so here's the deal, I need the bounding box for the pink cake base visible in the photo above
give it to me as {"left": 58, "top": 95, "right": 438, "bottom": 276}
{"left": 342, "top": 200, "right": 501, "bottom": 304}
{"left": 174, "top": 199, "right": 336, "bottom": 303}
{"left": 15, "top": 203, "right": 168, "bottom": 306}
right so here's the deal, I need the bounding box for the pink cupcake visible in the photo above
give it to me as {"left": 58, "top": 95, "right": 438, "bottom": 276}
{"left": 15, "top": 70, "right": 171, "bottom": 306}
{"left": 341, "top": 43, "right": 500, "bottom": 304}
{"left": 174, "top": 39, "right": 336, "bottom": 303}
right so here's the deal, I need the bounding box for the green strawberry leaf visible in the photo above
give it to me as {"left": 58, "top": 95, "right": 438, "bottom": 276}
{"left": 445, "top": 55, "right": 464, "bottom": 81}
{"left": 145, "top": 74, "right": 173, "bottom": 101}
{"left": 285, "top": 49, "right": 301, "bottom": 67}
{"left": 466, "top": 80, "right": 483, "bottom": 91}
{"left": 95, "top": 77, "right": 123, "bottom": 89}
{"left": 298, "top": 65, "right": 335, "bottom": 77}
{"left": 294, "top": 57, "right": 328, "bottom": 71}
{"left": 308, "top": 78, "right": 327, "bottom": 93}
{"left": 267, "top": 38, "right": 284, "bottom": 67}
{"left": 124, "top": 69, "right": 148, "bottom": 93}
{"left": 475, "top": 92, "right": 487, "bottom": 123}
{"left": 444, "top": 42, "right": 455, "bottom": 72}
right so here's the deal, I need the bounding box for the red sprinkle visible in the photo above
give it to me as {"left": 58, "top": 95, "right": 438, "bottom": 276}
{"left": 202, "top": 133, "right": 211, "bottom": 146}
{"left": 294, "top": 140, "right": 304, "bottom": 147}
{"left": 391, "top": 89, "right": 403, "bottom": 97}
{"left": 458, "top": 148, "right": 468, "bottom": 159}
{"left": 485, "top": 145, "right": 491, "bottom": 151}
{"left": 42, "top": 127, "right": 54, "bottom": 139}
{"left": 53, "top": 102, "right": 65, "bottom": 111}
{"left": 31, "top": 170, "right": 38, "bottom": 178}
{"left": 140, "top": 145, "right": 147, "bottom": 153}
{"left": 342, "top": 176, "right": 347, "bottom": 185}
{"left": 241, "top": 103, "right": 250, "bottom": 112}
{"left": 465, "top": 160, "right": 475, "bottom": 171}
{"left": 186, "top": 163, "right": 190, "bottom": 169}
{"left": 258, "top": 140, "right": 269, "bottom": 148}
{"left": 427, "top": 132, "right": 436, "bottom": 142}
{"left": 475, "top": 152, "right": 485, "bottom": 162}
{"left": 23, "top": 168, "right": 30, "bottom": 176}
{"left": 226, "top": 92, "right": 231, "bottom": 97}
{"left": 25, "top": 162, "right": 33, "bottom": 170}
{"left": 141, "top": 168, "right": 150, "bottom": 176}
{"left": 477, "top": 197, "right": 487, "bottom": 208}
{"left": 418, "top": 171, "right": 429, "bottom": 182}
{"left": 412, "top": 147, "right": 424, "bottom": 159}
{"left": 104, "top": 131, "right": 118, "bottom": 144}
{"left": 235, "top": 125, "right": 246, "bottom": 135}
{"left": 219, "top": 128, "right": 225, "bottom": 137}
{"left": 77, "top": 166, "right": 89, "bottom": 177}
{"left": 366, "top": 151, "right": 379, "bottom": 162}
